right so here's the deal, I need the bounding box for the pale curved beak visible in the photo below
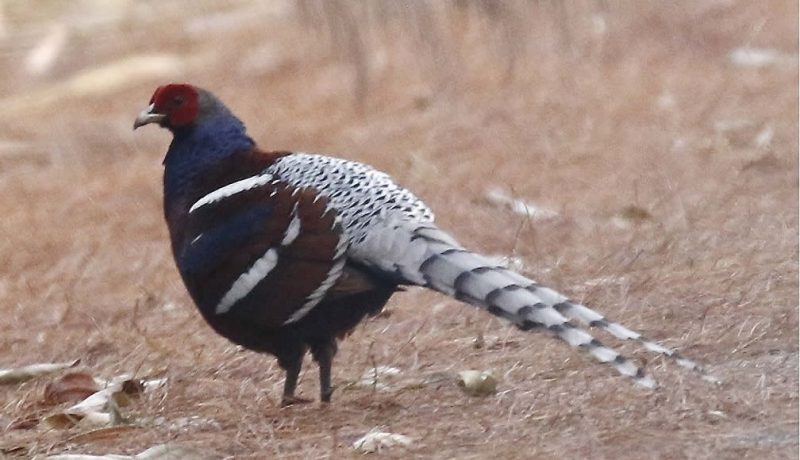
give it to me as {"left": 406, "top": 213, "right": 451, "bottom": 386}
{"left": 133, "top": 104, "right": 166, "bottom": 130}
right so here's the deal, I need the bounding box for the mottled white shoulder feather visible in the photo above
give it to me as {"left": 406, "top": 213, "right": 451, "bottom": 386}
{"left": 266, "top": 153, "right": 434, "bottom": 267}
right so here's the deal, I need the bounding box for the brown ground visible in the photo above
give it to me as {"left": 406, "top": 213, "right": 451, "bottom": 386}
{"left": 0, "top": 1, "right": 797, "bottom": 459}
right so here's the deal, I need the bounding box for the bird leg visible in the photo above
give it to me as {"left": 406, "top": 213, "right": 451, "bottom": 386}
{"left": 279, "top": 352, "right": 311, "bottom": 407}
{"left": 310, "top": 339, "right": 338, "bottom": 403}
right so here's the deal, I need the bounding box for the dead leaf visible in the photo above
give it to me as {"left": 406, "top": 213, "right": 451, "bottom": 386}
{"left": 0, "top": 445, "right": 30, "bottom": 457}
{"left": 41, "top": 374, "right": 148, "bottom": 430}
{"left": 42, "top": 443, "right": 220, "bottom": 460}
{"left": 67, "top": 425, "right": 141, "bottom": 444}
{"left": 352, "top": 428, "right": 412, "bottom": 453}
{"left": 0, "top": 360, "right": 79, "bottom": 384}
{"left": 8, "top": 414, "right": 41, "bottom": 430}
{"left": 134, "top": 443, "right": 220, "bottom": 460}
{"left": 43, "top": 412, "right": 85, "bottom": 429}
{"left": 44, "top": 372, "right": 100, "bottom": 405}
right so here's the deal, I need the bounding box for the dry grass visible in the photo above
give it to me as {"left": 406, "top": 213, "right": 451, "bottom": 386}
{"left": 0, "top": 1, "right": 797, "bottom": 458}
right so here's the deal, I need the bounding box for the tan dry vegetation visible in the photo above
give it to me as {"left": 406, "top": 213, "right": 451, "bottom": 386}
{"left": 0, "top": 1, "right": 797, "bottom": 458}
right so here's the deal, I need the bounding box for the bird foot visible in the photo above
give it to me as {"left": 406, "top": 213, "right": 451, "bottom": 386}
{"left": 320, "top": 386, "right": 336, "bottom": 403}
{"left": 280, "top": 395, "right": 313, "bottom": 408}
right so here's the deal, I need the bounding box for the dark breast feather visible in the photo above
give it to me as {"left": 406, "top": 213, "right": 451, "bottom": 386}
{"left": 177, "top": 178, "right": 352, "bottom": 329}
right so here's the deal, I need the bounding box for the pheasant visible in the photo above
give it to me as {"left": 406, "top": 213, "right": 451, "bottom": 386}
{"left": 134, "top": 83, "right": 713, "bottom": 406}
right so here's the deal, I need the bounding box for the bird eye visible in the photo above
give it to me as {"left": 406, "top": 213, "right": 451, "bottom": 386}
{"left": 172, "top": 95, "right": 185, "bottom": 106}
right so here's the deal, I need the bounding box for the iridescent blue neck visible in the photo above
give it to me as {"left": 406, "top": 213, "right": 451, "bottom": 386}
{"left": 163, "top": 115, "right": 255, "bottom": 203}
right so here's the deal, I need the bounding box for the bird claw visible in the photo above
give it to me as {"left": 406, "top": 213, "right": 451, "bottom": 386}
{"left": 320, "top": 387, "right": 336, "bottom": 403}
{"left": 280, "top": 395, "right": 313, "bottom": 407}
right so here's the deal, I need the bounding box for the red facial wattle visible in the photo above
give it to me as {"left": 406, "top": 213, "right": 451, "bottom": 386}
{"left": 152, "top": 84, "right": 199, "bottom": 128}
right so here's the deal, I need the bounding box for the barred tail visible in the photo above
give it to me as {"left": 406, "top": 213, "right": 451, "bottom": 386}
{"left": 395, "top": 223, "right": 716, "bottom": 388}
{"left": 551, "top": 301, "right": 718, "bottom": 383}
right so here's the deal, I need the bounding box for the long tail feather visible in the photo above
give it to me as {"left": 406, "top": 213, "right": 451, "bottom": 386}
{"left": 399, "top": 224, "right": 716, "bottom": 387}
{"left": 551, "top": 300, "right": 718, "bottom": 382}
